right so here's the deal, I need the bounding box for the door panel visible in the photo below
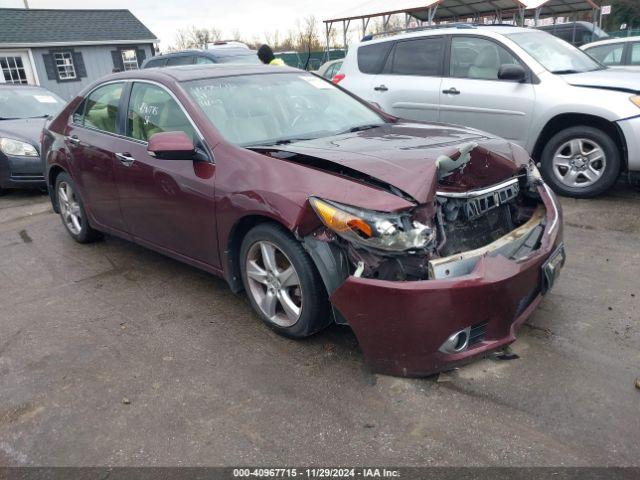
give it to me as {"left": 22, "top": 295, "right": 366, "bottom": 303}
{"left": 114, "top": 82, "right": 218, "bottom": 267}
{"left": 440, "top": 36, "right": 535, "bottom": 145}
{"left": 66, "top": 82, "right": 127, "bottom": 232}
{"left": 370, "top": 37, "right": 445, "bottom": 123}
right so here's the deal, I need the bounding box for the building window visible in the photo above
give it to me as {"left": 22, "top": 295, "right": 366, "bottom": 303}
{"left": 54, "top": 52, "right": 77, "bottom": 80}
{"left": 0, "top": 56, "right": 28, "bottom": 84}
{"left": 121, "top": 49, "right": 139, "bottom": 71}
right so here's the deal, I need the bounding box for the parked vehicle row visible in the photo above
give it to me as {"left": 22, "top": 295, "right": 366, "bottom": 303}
{"left": 337, "top": 24, "right": 640, "bottom": 197}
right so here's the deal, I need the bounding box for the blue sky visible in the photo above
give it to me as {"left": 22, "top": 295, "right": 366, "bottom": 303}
{"left": 0, "top": 0, "right": 356, "bottom": 50}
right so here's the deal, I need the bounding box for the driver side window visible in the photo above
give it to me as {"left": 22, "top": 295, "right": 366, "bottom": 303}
{"left": 126, "top": 83, "right": 196, "bottom": 142}
{"left": 450, "top": 37, "right": 520, "bottom": 80}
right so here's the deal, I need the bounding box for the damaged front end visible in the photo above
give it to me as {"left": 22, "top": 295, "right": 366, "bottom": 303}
{"left": 305, "top": 144, "right": 549, "bottom": 285}
{"left": 300, "top": 142, "right": 564, "bottom": 376}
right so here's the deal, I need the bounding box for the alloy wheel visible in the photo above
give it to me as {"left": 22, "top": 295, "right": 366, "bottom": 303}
{"left": 245, "top": 241, "right": 303, "bottom": 328}
{"left": 58, "top": 181, "right": 82, "bottom": 235}
{"left": 552, "top": 138, "right": 607, "bottom": 188}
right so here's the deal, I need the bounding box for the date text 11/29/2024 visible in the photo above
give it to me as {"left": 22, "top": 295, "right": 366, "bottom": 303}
{"left": 233, "top": 468, "right": 400, "bottom": 478}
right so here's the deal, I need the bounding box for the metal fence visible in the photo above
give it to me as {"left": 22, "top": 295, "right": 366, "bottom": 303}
{"left": 274, "top": 49, "right": 346, "bottom": 70}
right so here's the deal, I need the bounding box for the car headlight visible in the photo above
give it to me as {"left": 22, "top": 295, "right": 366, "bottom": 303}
{"left": 0, "top": 137, "right": 38, "bottom": 157}
{"left": 309, "top": 197, "right": 436, "bottom": 252}
{"left": 630, "top": 95, "right": 640, "bottom": 108}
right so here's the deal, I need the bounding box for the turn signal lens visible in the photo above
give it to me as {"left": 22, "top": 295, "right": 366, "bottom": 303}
{"left": 630, "top": 96, "right": 640, "bottom": 108}
{"left": 310, "top": 197, "right": 372, "bottom": 238}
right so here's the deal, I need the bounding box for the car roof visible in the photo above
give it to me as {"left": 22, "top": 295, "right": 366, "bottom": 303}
{"left": 582, "top": 36, "right": 640, "bottom": 49}
{"left": 357, "top": 24, "right": 531, "bottom": 46}
{"left": 152, "top": 48, "right": 255, "bottom": 60}
{"left": 105, "top": 63, "right": 301, "bottom": 82}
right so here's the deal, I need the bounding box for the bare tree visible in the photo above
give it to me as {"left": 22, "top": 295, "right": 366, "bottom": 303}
{"left": 172, "top": 26, "right": 222, "bottom": 50}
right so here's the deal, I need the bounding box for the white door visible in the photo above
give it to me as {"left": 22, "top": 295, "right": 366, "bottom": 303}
{"left": 0, "top": 51, "right": 36, "bottom": 85}
{"left": 370, "top": 36, "right": 445, "bottom": 123}
{"left": 439, "top": 36, "right": 535, "bottom": 145}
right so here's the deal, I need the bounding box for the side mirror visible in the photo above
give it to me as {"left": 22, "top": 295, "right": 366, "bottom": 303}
{"left": 498, "top": 64, "right": 527, "bottom": 82}
{"left": 147, "top": 131, "right": 196, "bottom": 160}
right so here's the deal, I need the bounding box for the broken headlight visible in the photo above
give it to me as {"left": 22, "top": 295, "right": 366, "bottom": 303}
{"left": 309, "top": 197, "right": 436, "bottom": 253}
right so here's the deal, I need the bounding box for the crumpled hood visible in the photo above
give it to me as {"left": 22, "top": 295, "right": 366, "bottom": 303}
{"left": 0, "top": 118, "right": 47, "bottom": 150}
{"left": 263, "top": 122, "right": 525, "bottom": 203}
{"left": 562, "top": 68, "right": 640, "bottom": 93}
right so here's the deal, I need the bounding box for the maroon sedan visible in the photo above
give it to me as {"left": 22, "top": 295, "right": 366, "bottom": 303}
{"left": 42, "top": 65, "right": 565, "bottom": 377}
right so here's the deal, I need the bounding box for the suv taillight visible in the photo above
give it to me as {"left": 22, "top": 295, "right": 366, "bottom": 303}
{"left": 332, "top": 73, "right": 345, "bottom": 84}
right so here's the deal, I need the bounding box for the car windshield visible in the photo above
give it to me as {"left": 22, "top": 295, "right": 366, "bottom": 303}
{"left": 0, "top": 87, "right": 65, "bottom": 120}
{"left": 184, "top": 72, "right": 386, "bottom": 147}
{"left": 508, "top": 31, "right": 603, "bottom": 73}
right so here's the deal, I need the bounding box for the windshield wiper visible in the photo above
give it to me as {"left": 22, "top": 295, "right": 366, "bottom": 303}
{"left": 339, "top": 124, "right": 383, "bottom": 135}
{"left": 551, "top": 69, "right": 580, "bottom": 74}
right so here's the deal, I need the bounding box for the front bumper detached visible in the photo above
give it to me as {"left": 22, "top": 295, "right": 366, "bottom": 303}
{"left": 329, "top": 186, "right": 563, "bottom": 377}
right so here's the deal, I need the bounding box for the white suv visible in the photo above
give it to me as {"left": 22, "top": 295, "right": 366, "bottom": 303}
{"left": 339, "top": 25, "right": 640, "bottom": 197}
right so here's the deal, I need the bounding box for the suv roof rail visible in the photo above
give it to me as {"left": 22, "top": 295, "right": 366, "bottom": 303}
{"left": 360, "top": 22, "right": 520, "bottom": 42}
{"left": 361, "top": 23, "right": 475, "bottom": 41}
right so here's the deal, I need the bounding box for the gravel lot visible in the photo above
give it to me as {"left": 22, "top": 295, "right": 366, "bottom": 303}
{"left": 0, "top": 183, "right": 638, "bottom": 466}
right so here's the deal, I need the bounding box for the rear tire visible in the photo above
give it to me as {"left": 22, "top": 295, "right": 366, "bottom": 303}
{"left": 540, "top": 126, "right": 620, "bottom": 198}
{"left": 240, "top": 223, "right": 331, "bottom": 338}
{"left": 54, "top": 172, "right": 102, "bottom": 243}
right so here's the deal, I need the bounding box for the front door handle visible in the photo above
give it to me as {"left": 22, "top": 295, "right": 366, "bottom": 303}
{"left": 442, "top": 87, "right": 461, "bottom": 95}
{"left": 66, "top": 135, "right": 80, "bottom": 146}
{"left": 115, "top": 152, "right": 135, "bottom": 167}
{"left": 374, "top": 84, "right": 389, "bottom": 92}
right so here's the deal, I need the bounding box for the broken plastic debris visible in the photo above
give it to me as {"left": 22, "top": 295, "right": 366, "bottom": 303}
{"left": 436, "top": 142, "right": 478, "bottom": 181}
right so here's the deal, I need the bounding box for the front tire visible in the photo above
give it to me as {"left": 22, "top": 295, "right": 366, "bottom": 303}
{"left": 55, "top": 172, "right": 101, "bottom": 243}
{"left": 240, "top": 223, "right": 331, "bottom": 338}
{"left": 540, "top": 126, "right": 620, "bottom": 198}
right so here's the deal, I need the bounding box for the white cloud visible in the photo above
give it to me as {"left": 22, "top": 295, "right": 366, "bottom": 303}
{"left": 0, "top": 0, "right": 355, "bottom": 50}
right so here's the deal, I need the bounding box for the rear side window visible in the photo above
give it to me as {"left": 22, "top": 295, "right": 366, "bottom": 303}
{"left": 82, "top": 83, "right": 124, "bottom": 134}
{"left": 631, "top": 43, "right": 640, "bottom": 65}
{"left": 388, "top": 37, "right": 445, "bottom": 76}
{"left": 166, "top": 56, "right": 194, "bottom": 66}
{"left": 357, "top": 41, "right": 393, "bottom": 74}
{"left": 586, "top": 43, "right": 624, "bottom": 65}
{"left": 126, "top": 82, "right": 196, "bottom": 142}
{"left": 144, "top": 58, "right": 165, "bottom": 68}
{"left": 196, "top": 56, "right": 215, "bottom": 64}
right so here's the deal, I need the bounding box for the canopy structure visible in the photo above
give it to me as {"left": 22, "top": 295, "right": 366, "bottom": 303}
{"left": 323, "top": 0, "right": 601, "bottom": 51}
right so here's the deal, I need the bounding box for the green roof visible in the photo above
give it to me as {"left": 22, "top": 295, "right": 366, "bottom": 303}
{"left": 0, "top": 8, "right": 158, "bottom": 45}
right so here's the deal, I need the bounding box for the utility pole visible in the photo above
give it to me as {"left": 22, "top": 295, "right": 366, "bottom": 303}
{"left": 23, "top": 0, "right": 30, "bottom": 8}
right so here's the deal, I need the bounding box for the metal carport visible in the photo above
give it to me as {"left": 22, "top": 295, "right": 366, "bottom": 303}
{"left": 323, "top": 0, "right": 601, "bottom": 51}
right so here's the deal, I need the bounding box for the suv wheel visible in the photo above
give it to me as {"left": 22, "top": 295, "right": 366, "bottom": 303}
{"left": 55, "top": 172, "right": 101, "bottom": 243}
{"left": 540, "top": 126, "right": 620, "bottom": 198}
{"left": 240, "top": 223, "right": 331, "bottom": 338}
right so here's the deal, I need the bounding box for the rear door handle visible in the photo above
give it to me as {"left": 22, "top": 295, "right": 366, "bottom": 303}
{"left": 115, "top": 152, "right": 135, "bottom": 167}
{"left": 374, "top": 84, "right": 388, "bottom": 92}
{"left": 66, "top": 135, "right": 80, "bottom": 146}
{"left": 442, "top": 87, "right": 461, "bottom": 95}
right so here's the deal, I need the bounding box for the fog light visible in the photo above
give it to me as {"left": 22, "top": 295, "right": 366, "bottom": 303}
{"left": 439, "top": 327, "right": 471, "bottom": 354}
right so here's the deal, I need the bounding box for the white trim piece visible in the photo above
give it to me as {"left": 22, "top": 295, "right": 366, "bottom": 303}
{"left": 27, "top": 48, "right": 40, "bottom": 86}
{"left": 0, "top": 39, "right": 158, "bottom": 48}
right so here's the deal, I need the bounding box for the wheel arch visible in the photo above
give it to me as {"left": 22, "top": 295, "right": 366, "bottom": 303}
{"left": 224, "top": 214, "right": 292, "bottom": 293}
{"left": 532, "top": 113, "right": 627, "bottom": 172}
{"left": 47, "top": 165, "right": 67, "bottom": 213}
